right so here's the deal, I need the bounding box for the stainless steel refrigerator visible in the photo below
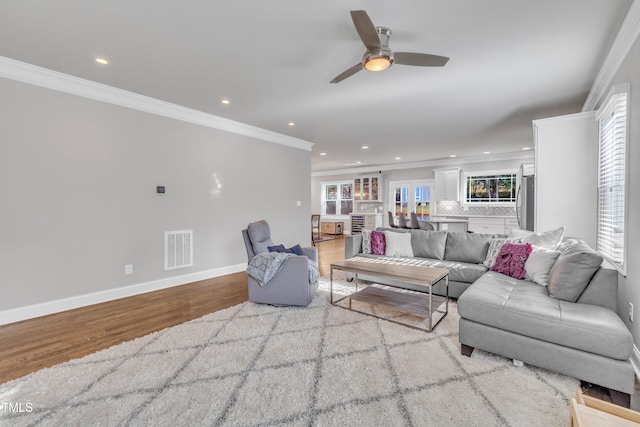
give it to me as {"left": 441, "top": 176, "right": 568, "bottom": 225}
{"left": 516, "top": 170, "right": 535, "bottom": 231}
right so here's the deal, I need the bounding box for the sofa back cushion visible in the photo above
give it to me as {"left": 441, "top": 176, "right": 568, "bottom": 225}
{"left": 410, "top": 229, "right": 448, "bottom": 260}
{"left": 444, "top": 232, "right": 492, "bottom": 264}
{"left": 547, "top": 237, "right": 603, "bottom": 302}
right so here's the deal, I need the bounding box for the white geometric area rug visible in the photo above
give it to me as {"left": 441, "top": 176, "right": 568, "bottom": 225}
{"left": 0, "top": 280, "right": 577, "bottom": 426}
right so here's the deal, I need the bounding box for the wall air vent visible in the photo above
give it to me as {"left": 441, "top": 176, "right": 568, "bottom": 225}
{"left": 164, "top": 230, "right": 193, "bottom": 271}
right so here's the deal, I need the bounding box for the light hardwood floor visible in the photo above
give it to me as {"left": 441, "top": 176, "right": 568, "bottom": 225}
{"left": 0, "top": 234, "right": 346, "bottom": 384}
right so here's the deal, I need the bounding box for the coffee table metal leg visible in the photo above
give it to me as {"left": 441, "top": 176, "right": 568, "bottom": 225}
{"left": 350, "top": 273, "right": 358, "bottom": 309}
{"left": 428, "top": 284, "right": 433, "bottom": 332}
{"left": 330, "top": 266, "right": 334, "bottom": 304}
{"left": 445, "top": 275, "right": 449, "bottom": 314}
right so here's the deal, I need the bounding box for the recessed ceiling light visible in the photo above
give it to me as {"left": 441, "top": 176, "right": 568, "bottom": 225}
{"left": 288, "top": 122, "right": 295, "bottom": 126}
{"left": 523, "top": 147, "right": 531, "bottom": 150}
{"left": 395, "top": 157, "right": 401, "bottom": 160}
{"left": 221, "top": 99, "right": 230, "bottom": 104}
{"left": 95, "top": 57, "right": 108, "bottom": 65}
{"left": 450, "top": 155, "right": 457, "bottom": 158}
{"left": 483, "top": 151, "right": 491, "bottom": 154}
{"left": 356, "top": 161, "right": 362, "bottom": 164}
{"left": 362, "top": 145, "right": 369, "bottom": 149}
{"left": 320, "top": 152, "right": 327, "bottom": 156}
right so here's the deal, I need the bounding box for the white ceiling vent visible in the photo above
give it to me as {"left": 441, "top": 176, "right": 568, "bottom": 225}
{"left": 165, "top": 230, "right": 193, "bottom": 271}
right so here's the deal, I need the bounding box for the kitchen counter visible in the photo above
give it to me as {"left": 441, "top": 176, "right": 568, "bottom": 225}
{"left": 431, "top": 215, "right": 517, "bottom": 219}
{"left": 424, "top": 218, "right": 468, "bottom": 232}
{"left": 428, "top": 218, "right": 470, "bottom": 222}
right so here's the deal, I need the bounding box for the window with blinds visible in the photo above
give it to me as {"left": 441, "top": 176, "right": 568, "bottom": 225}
{"left": 596, "top": 83, "right": 629, "bottom": 275}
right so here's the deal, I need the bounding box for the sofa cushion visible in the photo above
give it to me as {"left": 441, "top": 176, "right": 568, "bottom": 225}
{"left": 444, "top": 232, "right": 492, "bottom": 264}
{"left": 510, "top": 226, "right": 564, "bottom": 250}
{"left": 490, "top": 242, "right": 532, "bottom": 279}
{"left": 547, "top": 238, "right": 603, "bottom": 302}
{"left": 268, "top": 244, "right": 304, "bottom": 256}
{"left": 384, "top": 231, "right": 414, "bottom": 257}
{"left": 353, "top": 254, "right": 487, "bottom": 284}
{"left": 483, "top": 237, "right": 521, "bottom": 268}
{"left": 524, "top": 245, "right": 561, "bottom": 286}
{"left": 458, "top": 271, "right": 633, "bottom": 360}
{"left": 247, "top": 220, "right": 274, "bottom": 254}
{"left": 437, "top": 260, "right": 487, "bottom": 283}
{"left": 371, "top": 231, "right": 386, "bottom": 255}
{"left": 361, "top": 229, "right": 372, "bottom": 254}
{"left": 410, "top": 229, "right": 447, "bottom": 260}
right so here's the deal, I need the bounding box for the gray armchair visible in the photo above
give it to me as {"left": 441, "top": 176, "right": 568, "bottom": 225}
{"left": 241, "top": 220, "right": 318, "bottom": 306}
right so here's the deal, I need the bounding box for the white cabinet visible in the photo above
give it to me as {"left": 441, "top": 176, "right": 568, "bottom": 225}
{"left": 354, "top": 175, "right": 381, "bottom": 201}
{"left": 434, "top": 168, "right": 460, "bottom": 202}
{"left": 468, "top": 217, "right": 505, "bottom": 235}
{"left": 533, "top": 112, "right": 597, "bottom": 247}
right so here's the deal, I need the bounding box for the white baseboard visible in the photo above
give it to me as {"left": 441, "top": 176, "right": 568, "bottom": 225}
{"left": 0, "top": 263, "right": 247, "bottom": 326}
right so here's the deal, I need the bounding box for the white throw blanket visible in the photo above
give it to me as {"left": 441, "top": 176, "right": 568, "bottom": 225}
{"left": 247, "top": 252, "right": 319, "bottom": 286}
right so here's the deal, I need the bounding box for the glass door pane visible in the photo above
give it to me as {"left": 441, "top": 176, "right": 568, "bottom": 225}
{"left": 371, "top": 177, "right": 378, "bottom": 200}
{"left": 393, "top": 186, "right": 409, "bottom": 216}
{"left": 415, "top": 185, "right": 431, "bottom": 219}
{"left": 362, "top": 178, "right": 370, "bottom": 200}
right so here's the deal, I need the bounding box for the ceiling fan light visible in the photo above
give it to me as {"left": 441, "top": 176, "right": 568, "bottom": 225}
{"left": 364, "top": 55, "right": 393, "bottom": 72}
{"left": 364, "top": 55, "right": 392, "bottom": 72}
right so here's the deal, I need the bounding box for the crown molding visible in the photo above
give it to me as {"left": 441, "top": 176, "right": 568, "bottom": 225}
{"left": 583, "top": 0, "right": 640, "bottom": 111}
{"left": 0, "top": 56, "right": 313, "bottom": 152}
{"left": 311, "top": 151, "right": 535, "bottom": 177}
{"left": 532, "top": 110, "right": 596, "bottom": 127}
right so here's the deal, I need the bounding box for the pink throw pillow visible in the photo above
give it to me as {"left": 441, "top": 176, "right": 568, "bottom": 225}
{"left": 490, "top": 243, "right": 533, "bottom": 279}
{"left": 371, "top": 231, "right": 386, "bottom": 255}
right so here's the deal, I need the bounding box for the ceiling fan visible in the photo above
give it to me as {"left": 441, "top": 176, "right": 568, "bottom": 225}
{"left": 330, "top": 10, "right": 449, "bottom": 83}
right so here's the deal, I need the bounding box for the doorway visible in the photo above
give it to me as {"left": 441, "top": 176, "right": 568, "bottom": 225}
{"left": 389, "top": 180, "right": 434, "bottom": 225}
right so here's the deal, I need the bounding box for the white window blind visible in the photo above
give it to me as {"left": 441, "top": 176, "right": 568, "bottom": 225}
{"left": 596, "top": 84, "right": 629, "bottom": 274}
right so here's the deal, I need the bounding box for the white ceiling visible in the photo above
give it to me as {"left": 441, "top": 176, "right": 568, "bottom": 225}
{"left": 0, "top": 1, "right": 632, "bottom": 172}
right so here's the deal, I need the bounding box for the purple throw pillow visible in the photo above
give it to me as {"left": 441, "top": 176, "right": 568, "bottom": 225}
{"left": 490, "top": 243, "right": 533, "bottom": 279}
{"left": 371, "top": 231, "right": 386, "bottom": 255}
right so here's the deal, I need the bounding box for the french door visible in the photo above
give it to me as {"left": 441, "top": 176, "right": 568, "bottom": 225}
{"left": 389, "top": 180, "right": 434, "bottom": 223}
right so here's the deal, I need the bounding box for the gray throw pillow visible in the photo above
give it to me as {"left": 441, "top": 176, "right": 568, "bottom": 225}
{"left": 410, "top": 229, "right": 447, "bottom": 260}
{"left": 547, "top": 238, "right": 603, "bottom": 302}
{"left": 444, "top": 232, "right": 492, "bottom": 264}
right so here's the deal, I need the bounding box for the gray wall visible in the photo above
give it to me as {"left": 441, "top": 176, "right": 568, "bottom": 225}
{"left": 600, "top": 34, "right": 640, "bottom": 342}
{"left": 0, "top": 78, "right": 311, "bottom": 312}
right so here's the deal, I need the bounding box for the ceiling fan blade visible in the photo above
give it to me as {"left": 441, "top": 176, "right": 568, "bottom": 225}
{"left": 350, "top": 10, "right": 381, "bottom": 50}
{"left": 394, "top": 52, "right": 449, "bottom": 67}
{"left": 330, "top": 63, "right": 363, "bottom": 83}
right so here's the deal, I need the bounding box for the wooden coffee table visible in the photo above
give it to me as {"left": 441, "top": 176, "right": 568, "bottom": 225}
{"left": 330, "top": 258, "right": 449, "bottom": 332}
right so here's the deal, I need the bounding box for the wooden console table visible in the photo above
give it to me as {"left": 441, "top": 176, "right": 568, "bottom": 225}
{"left": 321, "top": 221, "right": 343, "bottom": 235}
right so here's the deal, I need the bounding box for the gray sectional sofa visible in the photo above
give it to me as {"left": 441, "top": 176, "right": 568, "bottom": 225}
{"left": 345, "top": 228, "right": 492, "bottom": 298}
{"left": 344, "top": 228, "right": 634, "bottom": 406}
